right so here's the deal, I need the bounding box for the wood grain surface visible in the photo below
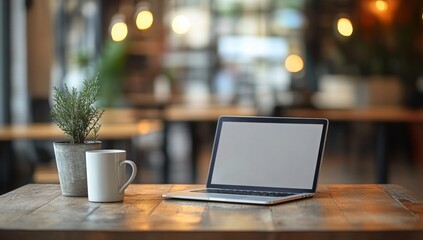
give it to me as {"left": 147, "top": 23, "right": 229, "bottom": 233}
{"left": 0, "top": 184, "right": 422, "bottom": 240}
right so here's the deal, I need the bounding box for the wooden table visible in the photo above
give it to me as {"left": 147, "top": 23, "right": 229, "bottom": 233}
{"left": 0, "top": 184, "right": 422, "bottom": 240}
{"left": 0, "top": 120, "right": 162, "bottom": 141}
{"left": 163, "top": 104, "right": 257, "bottom": 122}
{"left": 284, "top": 107, "right": 423, "bottom": 122}
{"left": 281, "top": 107, "right": 423, "bottom": 184}
{"left": 0, "top": 108, "right": 163, "bottom": 141}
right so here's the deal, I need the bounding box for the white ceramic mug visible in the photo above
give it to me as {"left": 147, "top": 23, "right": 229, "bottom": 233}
{"left": 86, "top": 149, "right": 137, "bottom": 202}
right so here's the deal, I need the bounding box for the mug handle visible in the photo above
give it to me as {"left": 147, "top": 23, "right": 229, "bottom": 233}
{"left": 119, "top": 160, "right": 137, "bottom": 193}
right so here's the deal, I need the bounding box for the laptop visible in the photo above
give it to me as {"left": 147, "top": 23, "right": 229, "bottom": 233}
{"left": 162, "top": 116, "right": 329, "bottom": 205}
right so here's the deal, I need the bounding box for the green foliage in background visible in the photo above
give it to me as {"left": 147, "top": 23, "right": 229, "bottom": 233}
{"left": 96, "top": 40, "right": 127, "bottom": 107}
{"left": 51, "top": 74, "right": 105, "bottom": 143}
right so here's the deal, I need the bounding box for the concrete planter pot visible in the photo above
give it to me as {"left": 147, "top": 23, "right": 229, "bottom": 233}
{"left": 53, "top": 141, "right": 101, "bottom": 197}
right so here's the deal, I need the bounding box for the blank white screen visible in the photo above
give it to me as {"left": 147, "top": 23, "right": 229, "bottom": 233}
{"left": 210, "top": 122, "right": 323, "bottom": 189}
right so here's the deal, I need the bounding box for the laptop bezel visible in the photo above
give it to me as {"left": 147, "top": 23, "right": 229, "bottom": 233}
{"left": 205, "top": 115, "right": 329, "bottom": 194}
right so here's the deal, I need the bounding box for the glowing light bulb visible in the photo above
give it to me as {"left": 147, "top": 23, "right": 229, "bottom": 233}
{"left": 285, "top": 54, "right": 304, "bottom": 73}
{"left": 172, "top": 15, "right": 190, "bottom": 34}
{"left": 136, "top": 10, "right": 153, "bottom": 30}
{"left": 375, "top": 0, "right": 388, "bottom": 12}
{"left": 337, "top": 18, "right": 353, "bottom": 37}
{"left": 110, "top": 21, "right": 128, "bottom": 42}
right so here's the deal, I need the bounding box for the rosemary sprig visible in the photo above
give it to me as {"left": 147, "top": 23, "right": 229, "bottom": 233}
{"left": 51, "top": 74, "right": 105, "bottom": 143}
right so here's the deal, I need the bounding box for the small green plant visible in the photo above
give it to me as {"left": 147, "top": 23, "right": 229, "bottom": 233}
{"left": 51, "top": 74, "right": 105, "bottom": 143}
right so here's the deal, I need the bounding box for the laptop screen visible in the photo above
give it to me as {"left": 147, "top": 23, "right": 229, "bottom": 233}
{"left": 207, "top": 116, "right": 328, "bottom": 192}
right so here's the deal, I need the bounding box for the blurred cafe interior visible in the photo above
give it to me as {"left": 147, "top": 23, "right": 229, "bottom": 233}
{"left": 0, "top": 0, "right": 422, "bottom": 195}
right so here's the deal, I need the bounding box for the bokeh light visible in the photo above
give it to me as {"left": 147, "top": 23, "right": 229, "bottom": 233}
{"left": 285, "top": 54, "right": 304, "bottom": 73}
{"left": 172, "top": 15, "right": 191, "bottom": 34}
{"left": 337, "top": 18, "right": 353, "bottom": 37}
{"left": 136, "top": 10, "right": 154, "bottom": 30}
{"left": 110, "top": 21, "right": 128, "bottom": 42}
{"left": 375, "top": 0, "right": 388, "bottom": 12}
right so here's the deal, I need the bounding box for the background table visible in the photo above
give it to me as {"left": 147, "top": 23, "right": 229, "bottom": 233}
{"left": 0, "top": 116, "right": 162, "bottom": 194}
{"left": 0, "top": 184, "right": 422, "bottom": 240}
{"left": 162, "top": 104, "right": 257, "bottom": 183}
{"left": 281, "top": 107, "right": 423, "bottom": 183}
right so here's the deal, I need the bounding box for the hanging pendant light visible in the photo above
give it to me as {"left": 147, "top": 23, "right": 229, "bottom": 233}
{"left": 110, "top": 14, "right": 128, "bottom": 42}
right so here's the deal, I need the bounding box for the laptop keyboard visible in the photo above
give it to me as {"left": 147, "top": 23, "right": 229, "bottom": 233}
{"left": 192, "top": 189, "right": 295, "bottom": 198}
